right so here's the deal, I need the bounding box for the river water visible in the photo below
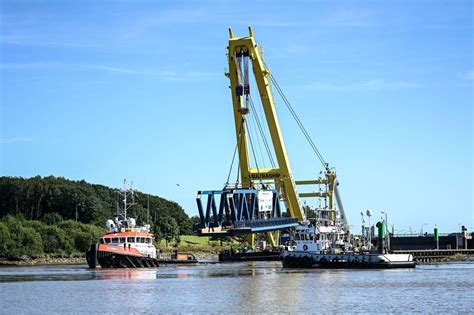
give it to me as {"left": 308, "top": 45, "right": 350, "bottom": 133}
{"left": 0, "top": 262, "right": 473, "bottom": 313}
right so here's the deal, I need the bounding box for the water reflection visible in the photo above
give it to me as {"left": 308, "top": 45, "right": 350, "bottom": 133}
{"left": 0, "top": 262, "right": 473, "bottom": 313}
{"left": 95, "top": 268, "right": 157, "bottom": 281}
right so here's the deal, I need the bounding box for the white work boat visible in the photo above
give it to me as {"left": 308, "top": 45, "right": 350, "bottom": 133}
{"left": 282, "top": 223, "right": 415, "bottom": 269}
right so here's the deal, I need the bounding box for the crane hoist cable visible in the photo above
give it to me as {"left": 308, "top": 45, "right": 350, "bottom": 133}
{"left": 249, "top": 95, "right": 276, "bottom": 168}
{"left": 229, "top": 53, "right": 267, "bottom": 186}
{"left": 269, "top": 74, "right": 328, "bottom": 170}
{"left": 262, "top": 61, "right": 329, "bottom": 171}
{"left": 226, "top": 116, "right": 263, "bottom": 186}
{"left": 248, "top": 106, "right": 266, "bottom": 171}
{"left": 225, "top": 130, "right": 240, "bottom": 186}
{"left": 245, "top": 118, "right": 262, "bottom": 184}
{"left": 225, "top": 118, "right": 244, "bottom": 186}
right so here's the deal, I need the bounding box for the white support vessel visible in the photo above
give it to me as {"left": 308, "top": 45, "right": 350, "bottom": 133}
{"left": 282, "top": 224, "right": 415, "bottom": 269}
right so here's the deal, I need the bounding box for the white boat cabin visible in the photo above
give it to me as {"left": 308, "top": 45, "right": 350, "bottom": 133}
{"left": 291, "top": 223, "right": 347, "bottom": 254}
{"left": 99, "top": 233, "right": 157, "bottom": 259}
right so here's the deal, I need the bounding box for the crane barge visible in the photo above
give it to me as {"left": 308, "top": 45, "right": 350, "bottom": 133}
{"left": 194, "top": 27, "right": 415, "bottom": 268}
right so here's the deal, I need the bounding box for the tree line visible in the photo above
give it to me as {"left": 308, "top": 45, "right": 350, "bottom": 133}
{"left": 0, "top": 176, "right": 194, "bottom": 258}
{"left": 0, "top": 215, "right": 104, "bottom": 258}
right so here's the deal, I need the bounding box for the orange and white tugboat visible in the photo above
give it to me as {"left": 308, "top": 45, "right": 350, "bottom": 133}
{"left": 86, "top": 180, "right": 159, "bottom": 268}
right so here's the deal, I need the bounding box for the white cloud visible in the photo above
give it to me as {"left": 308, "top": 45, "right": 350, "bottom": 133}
{"left": 0, "top": 35, "right": 100, "bottom": 48}
{"left": 83, "top": 65, "right": 218, "bottom": 80}
{"left": 82, "top": 64, "right": 153, "bottom": 75}
{"left": 319, "top": 9, "right": 375, "bottom": 28}
{"left": 0, "top": 62, "right": 211, "bottom": 80}
{"left": 0, "top": 62, "right": 57, "bottom": 70}
{"left": 465, "top": 70, "right": 474, "bottom": 81}
{"left": 0, "top": 137, "right": 33, "bottom": 144}
{"left": 304, "top": 79, "right": 421, "bottom": 91}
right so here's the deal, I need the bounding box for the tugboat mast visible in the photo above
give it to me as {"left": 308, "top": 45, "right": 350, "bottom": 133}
{"left": 116, "top": 179, "right": 137, "bottom": 221}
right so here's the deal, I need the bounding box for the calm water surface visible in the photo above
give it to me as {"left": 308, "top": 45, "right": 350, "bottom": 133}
{"left": 0, "top": 262, "right": 473, "bottom": 313}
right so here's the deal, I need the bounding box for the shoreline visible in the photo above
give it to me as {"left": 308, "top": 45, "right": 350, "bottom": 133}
{"left": 0, "top": 251, "right": 220, "bottom": 267}
{"left": 0, "top": 257, "right": 87, "bottom": 266}
{"left": 1, "top": 253, "right": 473, "bottom": 267}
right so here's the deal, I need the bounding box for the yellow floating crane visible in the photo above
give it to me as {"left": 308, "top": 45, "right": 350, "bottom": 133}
{"left": 194, "top": 27, "right": 349, "bottom": 245}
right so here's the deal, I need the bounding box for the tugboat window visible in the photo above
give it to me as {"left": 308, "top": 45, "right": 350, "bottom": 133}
{"left": 112, "top": 237, "right": 119, "bottom": 243}
{"left": 128, "top": 237, "right": 135, "bottom": 243}
{"left": 104, "top": 238, "right": 111, "bottom": 244}
{"left": 120, "top": 237, "right": 126, "bottom": 243}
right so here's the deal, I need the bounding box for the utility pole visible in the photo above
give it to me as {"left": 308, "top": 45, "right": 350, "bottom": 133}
{"left": 366, "top": 209, "right": 372, "bottom": 252}
{"left": 382, "top": 210, "right": 390, "bottom": 252}
{"left": 75, "top": 203, "right": 83, "bottom": 221}
{"left": 147, "top": 194, "right": 150, "bottom": 225}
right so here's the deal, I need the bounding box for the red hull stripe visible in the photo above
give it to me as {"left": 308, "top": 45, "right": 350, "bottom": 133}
{"left": 98, "top": 244, "right": 144, "bottom": 257}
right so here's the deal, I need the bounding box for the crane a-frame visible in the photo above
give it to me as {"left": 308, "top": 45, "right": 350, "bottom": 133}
{"left": 226, "top": 27, "right": 304, "bottom": 222}
{"left": 193, "top": 27, "right": 348, "bottom": 239}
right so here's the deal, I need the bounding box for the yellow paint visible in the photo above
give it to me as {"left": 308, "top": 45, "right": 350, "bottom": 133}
{"left": 227, "top": 27, "right": 339, "bottom": 223}
{"left": 227, "top": 27, "right": 304, "bottom": 221}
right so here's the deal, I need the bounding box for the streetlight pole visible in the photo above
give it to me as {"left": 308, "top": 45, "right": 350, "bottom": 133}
{"left": 366, "top": 209, "right": 372, "bottom": 252}
{"left": 75, "top": 202, "right": 83, "bottom": 222}
{"left": 420, "top": 223, "right": 427, "bottom": 236}
{"left": 382, "top": 210, "right": 390, "bottom": 252}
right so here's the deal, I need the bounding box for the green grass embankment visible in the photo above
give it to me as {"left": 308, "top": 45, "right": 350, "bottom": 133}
{"left": 157, "top": 235, "right": 237, "bottom": 255}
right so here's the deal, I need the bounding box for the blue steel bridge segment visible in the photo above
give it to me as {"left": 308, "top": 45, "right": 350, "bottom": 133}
{"left": 194, "top": 188, "right": 299, "bottom": 237}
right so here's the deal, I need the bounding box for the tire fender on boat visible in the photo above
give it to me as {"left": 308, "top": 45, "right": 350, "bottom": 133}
{"left": 302, "top": 256, "right": 311, "bottom": 267}
{"left": 303, "top": 245, "right": 308, "bottom": 251}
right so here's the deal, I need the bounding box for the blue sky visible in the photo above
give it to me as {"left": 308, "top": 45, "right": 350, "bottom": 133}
{"left": 1, "top": 0, "right": 472, "bottom": 233}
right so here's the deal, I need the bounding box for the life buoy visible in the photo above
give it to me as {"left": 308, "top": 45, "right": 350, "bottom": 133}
{"left": 303, "top": 244, "right": 308, "bottom": 251}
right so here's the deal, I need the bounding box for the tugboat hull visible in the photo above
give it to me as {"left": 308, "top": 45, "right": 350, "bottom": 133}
{"left": 86, "top": 244, "right": 159, "bottom": 268}
{"left": 282, "top": 251, "right": 416, "bottom": 269}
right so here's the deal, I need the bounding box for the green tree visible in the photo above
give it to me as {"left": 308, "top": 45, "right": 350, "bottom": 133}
{"left": 5, "top": 220, "right": 43, "bottom": 258}
{"left": 0, "top": 222, "right": 11, "bottom": 257}
{"left": 42, "top": 212, "right": 63, "bottom": 225}
{"left": 159, "top": 216, "right": 179, "bottom": 247}
{"left": 41, "top": 225, "right": 70, "bottom": 254}
{"left": 0, "top": 176, "right": 194, "bottom": 246}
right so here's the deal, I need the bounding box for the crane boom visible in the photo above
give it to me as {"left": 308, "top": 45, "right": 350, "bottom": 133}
{"left": 193, "top": 27, "right": 348, "bottom": 240}
{"left": 227, "top": 27, "right": 305, "bottom": 221}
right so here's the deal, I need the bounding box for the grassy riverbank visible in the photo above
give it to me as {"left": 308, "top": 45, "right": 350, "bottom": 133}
{"left": 0, "top": 235, "right": 230, "bottom": 266}
{"left": 158, "top": 235, "right": 236, "bottom": 253}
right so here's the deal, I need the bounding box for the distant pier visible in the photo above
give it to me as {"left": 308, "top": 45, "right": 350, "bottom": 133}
{"left": 392, "top": 249, "right": 474, "bottom": 263}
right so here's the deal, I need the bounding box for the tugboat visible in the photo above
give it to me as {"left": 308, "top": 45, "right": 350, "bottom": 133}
{"left": 282, "top": 209, "right": 416, "bottom": 269}
{"left": 86, "top": 180, "right": 160, "bottom": 268}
